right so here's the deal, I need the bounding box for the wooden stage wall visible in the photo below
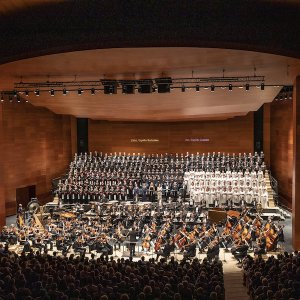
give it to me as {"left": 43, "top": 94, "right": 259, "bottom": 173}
{"left": 89, "top": 113, "right": 254, "bottom": 155}
{"left": 269, "top": 100, "right": 293, "bottom": 208}
{"left": 0, "top": 102, "right": 74, "bottom": 217}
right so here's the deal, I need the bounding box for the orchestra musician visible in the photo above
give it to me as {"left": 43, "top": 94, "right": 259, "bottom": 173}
{"left": 207, "top": 237, "right": 220, "bottom": 262}
{"left": 155, "top": 239, "right": 174, "bottom": 261}
{"left": 183, "top": 238, "right": 197, "bottom": 260}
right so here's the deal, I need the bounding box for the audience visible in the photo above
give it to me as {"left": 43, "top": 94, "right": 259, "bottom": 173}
{"left": 243, "top": 251, "right": 300, "bottom": 300}
{"left": 0, "top": 250, "right": 224, "bottom": 300}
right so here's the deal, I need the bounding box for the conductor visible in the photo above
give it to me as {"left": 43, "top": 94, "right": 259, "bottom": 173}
{"left": 128, "top": 227, "right": 138, "bottom": 257}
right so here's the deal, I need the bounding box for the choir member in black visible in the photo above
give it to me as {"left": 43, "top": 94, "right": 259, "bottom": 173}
{"left": 128, "top": 227, "right": 138, "bottom": 257}
{"left": 149, "top": 182, "right": 155, "bottom": 202}
{"left": 156, "top": 239, "right": 174, "bottom": 261}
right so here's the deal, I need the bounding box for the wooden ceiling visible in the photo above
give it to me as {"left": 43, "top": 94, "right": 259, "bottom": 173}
{"left": 0, "top": 1, "right": 300, "bottom": 121}
{"left": 0, "top": 47, "right": 299, "bottom": 121}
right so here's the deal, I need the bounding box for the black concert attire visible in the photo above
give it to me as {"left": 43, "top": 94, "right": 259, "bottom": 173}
{"left": 255, "top": 236, "right": 266, "bottom": 255}
{"left": 207, "top": 242, "right": 220, "bottom": 262}
{"left": 128, "top": 229, "right": 138, "bottom": 257}
{"left": 183, "top": 242, "right": 197, "bottom": 259}
{"left": 156, "top": 242, "right": 174, "bottom": 261}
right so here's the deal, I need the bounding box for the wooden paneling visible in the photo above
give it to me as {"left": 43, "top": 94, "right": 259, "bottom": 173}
{"left": 293, "top": 76, "right": 300, "bottom": 250}
{"left": 0, "top": 48, "right": 286, "bottom": 121}
{"left": 270, "top": 100, "right": 293, "bottom": 208}
{"left": 263, "top": 103, "right": 271, "bottom": 167}
{"left": 0, "top": 105, "right": 5, "bottom": 226}
{"left": 89, "top": 113, "right": 254, "bottom": 155}
{"left": 1, "top": 102, "right": 73, "bottom": 216}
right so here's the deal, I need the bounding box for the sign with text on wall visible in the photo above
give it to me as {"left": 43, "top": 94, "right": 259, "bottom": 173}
{"left": 185, "top": 138, "right": 210, "bottom": 142}
{"left": 130, "top": 138, "right": 160, "bottom": 143}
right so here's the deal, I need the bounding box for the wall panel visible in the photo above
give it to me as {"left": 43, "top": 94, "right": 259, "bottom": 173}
{"left": 89, "top": 113, "right": 254, "bottom": 155}
{"left": 2, "top": 103, "right": 73, "bottom": 216}
{"left": 270, "top": 100, "right": 293, "bottom": 208}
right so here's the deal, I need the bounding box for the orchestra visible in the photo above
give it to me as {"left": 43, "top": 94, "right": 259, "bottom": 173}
{"left": 0, "top": 151, "right": 285, "bottom": 263}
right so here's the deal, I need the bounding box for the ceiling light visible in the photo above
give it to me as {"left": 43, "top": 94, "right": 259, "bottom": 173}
{"left": 25, "top": 90, "right": 29, "bottom": 97}
{"left": 155, "top": 78, "right": 172, "bottom": 93}
{"left": 9, "top": 96, "right": 13, "bottom": 102}
{"left": 63, "top": 88, "right": 67, "bottom": 96}
{"left": 181, "top": 86, "right": 186, "bottom": 92}
{"left": 1, "top": 94, "right": 4, "bottom": 102}
{"left": 261, "top": 83, "right": 265, "bottom": 90}
{"left": 210, "top": 85, "right": 215, "bottom": 92}
{"left": 78, "top": 88, "right": 83, "bottom": 95}
{"left": 35, "top": 89, "right": 40, "bottom": 96}
{"left": 13, "top": 90, "right": 17, "bottom": 97}
{"left": 196, "top": 85, "right": 200, "bottom": 92}
{"left": 17, "top": 97, "right": 21, "bottom": 103}
{"left": 91, "top": 88, "right": 96, "bottom": 95}
{"left": 245, "top": 84, "right": 250, "bottom": 91}
{"left": 122, "top": 83, "right": 135, "bottom": 94}
{"left": 229, "top": 84, "right": 233, "bottom": 91}
{"left": 50, "top": 89, "right": 55, "bottom": 96}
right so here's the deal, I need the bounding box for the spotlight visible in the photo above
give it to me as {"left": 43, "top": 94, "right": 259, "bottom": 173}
{"left": 155, "top": 78, "right": 172, "bottom": 93}
{"left": 9, "top": 96, "right": 13, "bottom": 102}
{"left": 181, "top": 86, "right": 186, "bottom": 92}
{"left": 210, "top": 85, "right": 215, "bottom": 92}
{"left": 245, "top": 84, "right": 250, "bottom": 91}
{"left": 289, "top": 93, "right": 293, "bottom": 100}
{"left": 102, "top": 80, "right": 118, "bottom": 95}
{"left": 50, "top": 89, "right": 55, "bottom": 96}
{"left": 91, "top": 88, "right": 96, "bottom": 95}
{"left": 285, "top": 93, "right": 288, "bottom": 100}
{"left": 78, "top": 88, "right": 83, "bottom": 95}
{"left": 137, "top": 80, "right": 153, "bottom": 94}
{"left": 63, "top": 88, "right": 67, "bottom": 96}
{"left": 17, "top": 96, "right": 21, "bottom": 103}
{"left": 196, "top": 85, "right": 200, "bottom": 92}
{"left": 13, "top": 90, "right": 18, "bottom": 97}
{"left": 25, "top": 90, "right": 29, "bottom": 97}
{"left": 25, "top": 99, "right": 29, "bottom": 103}
{"left": 35, "top": 89, "right": 40, "bottom": 96}
{"left": 261, "top": 83, "right": 265, "bottom": 90}
{"left": 121, "top": 82, "right": 135, "bottom": 94}
{"left": 0, "top": 94, "right": 3, "bottom": 102}
{"left": 280, "top": 94, "right": 283, "bottom": 101}
{"left": 229, "top": 84, "right": 233, "bottom": 91}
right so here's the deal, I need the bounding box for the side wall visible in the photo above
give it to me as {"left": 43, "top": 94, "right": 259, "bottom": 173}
{"left": 270, "top": 100, "right": 293, "bottom": 208}
{"left": 1, "top": 103, "right": 74, "bottom": 216}
{"left": 89, "top": 113, "right": 254, "bottom": 155}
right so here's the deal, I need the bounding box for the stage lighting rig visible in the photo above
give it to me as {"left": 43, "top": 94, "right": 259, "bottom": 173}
{"left": 155, "top": 77, "right": 172, "bottom": 93}
{"left": 101, "top": 80, "right": 118, "bottom": 95}
{"left": 137, "top": 80, "right": 153, "bottom": 94}
{"left": 11, "top": 74, "right": 270, "bottom": 96}
{"left": 121, "top": 81, "right": 135, "bottom": 94}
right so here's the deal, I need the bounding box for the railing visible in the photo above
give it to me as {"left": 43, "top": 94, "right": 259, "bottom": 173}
{"left": 268, "top": 171, "right": 279, "bottom": 206}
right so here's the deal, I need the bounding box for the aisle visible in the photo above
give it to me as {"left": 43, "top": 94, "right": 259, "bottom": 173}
{"left": 223, "top": 251, "right": 250, "bottom": 300}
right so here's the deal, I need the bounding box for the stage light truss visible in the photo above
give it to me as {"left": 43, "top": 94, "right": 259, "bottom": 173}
{"left": 10, "top": 75, "right": 268, "bottom": 96}
{"left": 274, "top": 85, "right": 293, "bottom": 101}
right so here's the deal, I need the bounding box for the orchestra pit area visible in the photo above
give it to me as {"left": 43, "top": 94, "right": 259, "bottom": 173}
{"left": 0, "top": 151, "right": 294, "bottom": 300}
